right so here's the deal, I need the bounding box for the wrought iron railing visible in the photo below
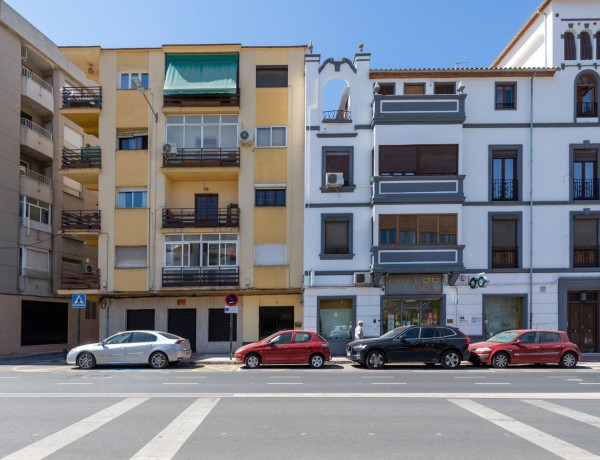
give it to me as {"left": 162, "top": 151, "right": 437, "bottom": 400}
{"left": 62, "top": 147, "right": 101, "bottom": 169}
{"left": 60, "top": 269, "right": 100, "bottom": 290}
{"left": 573, "top": 246, "right": 599, "bottom": 267}
{"left": 577, "top": 101, "right": 598, "bottom": 117}
{"left": 492, "top": 246, "right": 518, "bottom": 268}
{"left": 162, "top": 147, "right": 240, "bottom": 167}
{"left": 492, "top": 179, "right": 518, "bottom": 201}
{"left": 163, "top": 89, "right": 240, "bottom": 107}
{"left": 62, "top": 86, "right": 102, "bottom": 109}
{"left": 323, "top": 110, "right": 352, "bottom": 121}
{"left": 61, "top": 210, "right": 101, "bottom": 231}
{"left": 162, "top": 207, "right": 240, "bottom": 228}
{"left": 21, "top": 66, "right": 53, "bottom": 93}
{"left": 20, "top": 168, "right": 52, "bottom": 187}
{"left": 162, "top": 267, "right": 239, "bottom": 287}
{"left": 20, "top": 117, "right": 52, "bottom": 140}
{"left": 573, "top": 178, "right": 600, "bottom": 200}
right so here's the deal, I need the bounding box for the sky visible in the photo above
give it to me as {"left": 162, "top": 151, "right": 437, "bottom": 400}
{"left": 7, "top": 0, "right": 544, "bottom": 70}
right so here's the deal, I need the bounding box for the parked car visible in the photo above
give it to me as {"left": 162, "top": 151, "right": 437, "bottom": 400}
{"left": 235, "top": 330, "right": 331, "bottom": 369}
{"left": 469, "top": 329, "right": 580, "bottom": 368}
{"left": 66, "top": 330, "right": 192, "bottom": 369}
{"left": 346, "top": 325, "right": 470, "bottom": 369}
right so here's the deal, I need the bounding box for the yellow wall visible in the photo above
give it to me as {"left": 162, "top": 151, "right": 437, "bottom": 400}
{"left": 166, "top": 181, "right": 238, "bottom": 208}
{"left": 254, "top": 267, "right": 288, "bottom": 289}
{"left": 114, "top": 268, "right": 147, "bottom": 291}
{"left": 115, "top": 150, "right": 148, "bottom": 187}
{"left": 255, "top": 88, "right": 288, "bottom": 125}
{"left": 116, "top": 90, "right": 149, "bottom": 128}
{"left": 117, "top": 51, "right": 149, "bottom": 69}
{"left": 114, "top": 208, "right": 148, "bottom": 245}
{"left": 253, "top": 149, "right": 287, "bottom": 183}
{"left": 254, "top": 207, "right": 286, "bottom": 243}
{"left": 241, "top": 294, "right": 302, "bottom": 343}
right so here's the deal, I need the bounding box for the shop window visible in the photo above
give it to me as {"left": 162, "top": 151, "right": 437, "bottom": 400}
{"left": 483, "top": 297, "right": 523, "bottom": 338}
{"left": 319, "top": 298, "right": 353, "bottom": 341}
{"left": 382, "top": 298, "right": 440, "bottom": 334}
{"left": 379, "top": 145, "right": 457, "bottom": 176}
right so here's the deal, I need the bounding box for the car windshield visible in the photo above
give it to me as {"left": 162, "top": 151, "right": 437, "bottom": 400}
{"left": 157, "top": 332, "right": 181, "bottom": 340}
{"left": 488, "top": 331, "right": 520, "bottom": 343}
{"left": 260, "top": 332, "right": 282, "bottom": 343}
{"left": 380, "top": 326, "right": 408, "bottom": 340}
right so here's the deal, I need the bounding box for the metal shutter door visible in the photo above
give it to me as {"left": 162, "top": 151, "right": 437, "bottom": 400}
{"left": 21, "top": 301, "right": 68, "bottom": 346}
{"left": 126, "top": 309, "right": 155, "bottom": 331}
{"left": 168, "top": 309, "right": 197, "bottom": 352}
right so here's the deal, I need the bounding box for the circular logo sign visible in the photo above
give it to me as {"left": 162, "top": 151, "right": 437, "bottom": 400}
{"left": 225, "top": 292, "right": 238, "bottom": 306}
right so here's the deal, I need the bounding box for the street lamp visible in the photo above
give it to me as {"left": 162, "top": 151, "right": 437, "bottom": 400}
{"left": 131, "top": 77, "right": 158, "bottom": 123}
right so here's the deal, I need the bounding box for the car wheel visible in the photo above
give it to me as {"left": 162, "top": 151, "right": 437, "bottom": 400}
{"left": 366, "top": 350, "right": 386, "bottom": 369}
{"left": 559, "top": 352, "right": 578, "bottom": 368}
{"left": 77, "top": 352, "right": 96, "bottom": 370}
{"left": 245, "top": 353, "right": 261, "bottom": 369}
{"left": 149, "top": 351, "right": 168, "bottom": 369}
{"left": 309, "top": 353, "right": 325, "bottom": 369}
{"left": 440, "top": 350, "right": 462, "bottom": 369}
{"left": 491, "top": 352, "right": 510, "bottom": 369}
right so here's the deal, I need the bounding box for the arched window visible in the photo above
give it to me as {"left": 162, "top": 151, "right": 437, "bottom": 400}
{"left": 576, "top": 73, "right": 597, "bottom": 117}
{"left": 580, "top": 32, "right": 593, "bottom": 60}
{"left": 322, "top": 78, "right": 350, "bottom": 121}
{"left": 564, "top": 32, "right": 576, "bottom": 60}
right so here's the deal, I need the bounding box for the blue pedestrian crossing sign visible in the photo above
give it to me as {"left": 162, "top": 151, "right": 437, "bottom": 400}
{"left": 72, "top": 294, "right": 86, "bottom": 309}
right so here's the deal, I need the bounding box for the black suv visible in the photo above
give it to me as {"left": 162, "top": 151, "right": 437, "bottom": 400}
{"left": 346, "top": 325, "right": 470, "bottom": 369}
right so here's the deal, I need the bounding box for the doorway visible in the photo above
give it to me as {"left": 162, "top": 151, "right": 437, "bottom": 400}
{"left": 568, "top": 291, "right": 598, "bottom": 352}
{"left": 168, "top": 309, "right": 197, "bottom": 352}
{"left": 259, "top": 306, "right": 294, "bottom": 340}
{"left": 195, "top": 194, "right": 218, "bottom": 225}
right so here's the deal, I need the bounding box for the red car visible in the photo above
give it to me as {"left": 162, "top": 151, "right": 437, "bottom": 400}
{"left": 469, "top": 329, "right": 580, "bottom": 368}
{"left": 234, "top": 330, "right": 331, "bottom": 369}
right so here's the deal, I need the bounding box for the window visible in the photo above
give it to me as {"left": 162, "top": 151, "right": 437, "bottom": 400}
{"left": 118, "top": 132, "right": 148, "bottom": 150}
{"left": 434, "top": 83, "right": 455, "bottom": 94}
{"left": 294, "top": 333, "right": 312, "bottom": 343}
{"left": 379, "top": 145, "right": 458, "bottom": 176}
{"left": 255, "top": 189, "right": 286, "bottom": 206}
{"left": 421, "top": 328, "right": 440, "bottom": 338}
{"left": 270, "top": 332, "right": 293, "bottom": 344}
{"left": 597, "top": 33, "right": 600, "bottom": 60}
{"left": 19, "top": 196, "right": 51, "bottom": 230}
{"left": 319, "top": 298, "right": 353, "bottom": 341}
{"left": 115, "top": 246, "right": 147, "bottom": 268}
{"left": 491, "top": 218, "right": 518, "bottom": 268}
{"left": 404, "top": 83, "right": 425, "bottom": 95}
{"left": 539, "top": 332, "right": 561, "bottom": 343}
{"left": 208, "top": 308, "right": 237, "bottom": 341}
{"left": 322, "top": 214, "right": 353, "bottom": 258}
{"left": 256, "top": 127, "right": 286, "bottom": 147}
{"left": 256, "top": 66, "right": 287, "bottom": 87}
{"left": 117, "top": 189, "right": 147, "bottom": 208}
{"left": 166, "top": 115, "right": 238, "bottom": 149}
{"left": 573, "top": 149, "right": 598, "bottom": 200}
{"left": 323, "top": 147, "right": 353, "bottom": 188}
{"left": 377, "top": 83, "right": 395, "bottom": 95}
{"left": 254, "top": 244, "right": 286, "bottom": 266}
{"left": 576, "top": 73, "right": 597, "bottom": 117}
{"left": 564, "top": 32, "right": 576, "bottom": 60}
{"left": 492, "top": 150, "right": 518, "bottom": 200}
{"left": 19, "top": 246, "right": 50, "bottom": 278}
{"left": 378, "top": 214, "right": 457, "bottom": 246}
{"left": 120, "top": 73, "right": 149, "bottom": 89}
{"left": 164, "top": 234, "right": 237, "bottom": 268}
{"left": 495, "top": 82, "right": 516, "bottom": 109}
{"left": 85, "top": 301, "right": 97, "bottom": 320}
{"left": 573, "top": 218, "right": 599, "bottom": 268}
{"left": 383, "top": 299, "right": 442, "bottom": 332}
{"left": 483, "top": 297, "right": 523, "bottom": 337}
{"left": 580, "top": 32, "right": 593, "bottom": 60}
{"left": 106, "top": 332, "right": 132, "bottom": 345}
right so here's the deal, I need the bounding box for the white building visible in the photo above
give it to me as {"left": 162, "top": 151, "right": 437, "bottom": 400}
{"left": 303, "top": 0, "right": 600, "bottom": 355}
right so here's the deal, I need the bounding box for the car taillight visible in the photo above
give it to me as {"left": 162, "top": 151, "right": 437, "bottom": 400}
{"left": 466, "top": 337, "right": 470, "bottom": 346}
{"left": 321, "top": 343, "right": 330, "bottom": 348}
{"left": 175, "top": 340, "right": 185, "bottom": 344}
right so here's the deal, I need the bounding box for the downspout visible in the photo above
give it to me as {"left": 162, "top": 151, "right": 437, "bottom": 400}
{"left": 529, "top": 72, "right": 537, "bottom": 328}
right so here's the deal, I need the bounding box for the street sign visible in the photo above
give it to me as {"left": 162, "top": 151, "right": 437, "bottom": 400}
{"left": 225, "top": 306, "right": 239, "bottom": 314}
{"left": 225, "top": 292, "right": 238, "bottom": 306}
{"left": 72, "top": 294, "right": 86, "bottom": 309}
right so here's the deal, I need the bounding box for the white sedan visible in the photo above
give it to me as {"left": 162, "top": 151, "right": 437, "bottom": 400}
{"left": 66, "top": 330, "right": 192, "bottom": 369}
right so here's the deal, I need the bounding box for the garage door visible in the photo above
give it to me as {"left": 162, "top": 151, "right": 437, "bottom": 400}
{"left": 126, "top": 309, "right": 155, "bottom": 331}
{"left": 21, "top": 300, "right": 68, "bottom": 346}
{"left": 208, "top": 308, "right": 237, "bottom": 342}
{"left": 168, "top": 309, "right": 197, "bottom": 352}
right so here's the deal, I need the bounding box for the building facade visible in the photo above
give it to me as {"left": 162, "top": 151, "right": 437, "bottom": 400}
{"left": 304, "top": 0, "right": 600, "bottom": 354}
{"left": 0, "top": 1, "right": 99, "bottom": 356}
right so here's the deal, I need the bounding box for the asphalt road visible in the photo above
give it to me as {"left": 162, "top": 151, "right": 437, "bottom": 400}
{"left": 1, "top": 359, "right": 600, "bottom": 459}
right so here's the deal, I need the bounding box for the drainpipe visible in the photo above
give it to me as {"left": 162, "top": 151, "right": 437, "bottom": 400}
{"left": 529, "top": 72, "right": 537, "bottom": 328}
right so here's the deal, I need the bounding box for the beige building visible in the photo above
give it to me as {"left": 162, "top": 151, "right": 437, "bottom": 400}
{"left": 0, "top": 1, "right": 99, "bottom": 355}
{"left": 58, "top": 43, "right": 305, "bottom": 352}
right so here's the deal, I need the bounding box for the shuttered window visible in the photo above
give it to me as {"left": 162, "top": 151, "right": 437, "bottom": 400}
{"left": 404, "top": 83, "right": 425, "bottom": 94}
{"left": 419, "top": 145, "right": 458, "bottom": 175}
{"left": 565, "top": 32, "right": 576, "bottom": 60}
{"left": 379, "top": 145, "right": 417, "bottom": 176}
{"left": 325, "top": 151, "right": 350, "bottom": 185}
{"left": 580, "top": 32, "right": 593, "bottom": 60}
{"left": 325, "top": 221, "right": 349, "bottom": 254}
{"left": 380, "top": 214, "right": 457, "bottom": 246}
{"left": 379, "top": 145, "right": 457, "bottom": 176}
{"left": 256, "top": 66, "right": 288, "bottom": 87}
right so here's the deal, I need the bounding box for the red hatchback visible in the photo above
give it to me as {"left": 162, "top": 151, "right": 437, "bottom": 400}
{"left": 234, "top": 330, "right": 331, "bottom": 369}
{"left": 469, "top": 329, "right": 580, "bottom": 368}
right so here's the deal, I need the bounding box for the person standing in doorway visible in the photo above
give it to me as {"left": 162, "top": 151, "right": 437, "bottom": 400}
{"left": 354, "top": 321, "right": 364, "bottom": 340}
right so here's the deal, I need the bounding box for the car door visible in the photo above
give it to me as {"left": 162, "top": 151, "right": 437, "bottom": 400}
{"left": 386, "top": 327, "right": 422, "bottom": 363}
{"left": 537, "top": 331, "right": 564, "bottom": 364}
{"left": 419, "top": 327, "right": 442, "bottom": 362}
{"left": 263, "top": 332, "right": 293, "bottom": 363}
{"left": 97, "top": 332, "right": 131, "bottom": 364}
{"left": 288, "top": 332, "right": 313, "bottom": 363}
{"left": 510, "top": 331, "right": 540, "bottom": 364}
{"left": 125, "top": 332, "right": 155, "bottom": 363}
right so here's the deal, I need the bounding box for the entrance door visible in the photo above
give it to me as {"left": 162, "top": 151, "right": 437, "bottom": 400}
{"left": 259, "top": 306, "right": 294, "bottom": 340}
{"left": 568, "top": 291, "right": 598, "bottom": 352}
{"left": 195, "top": 194, "right": 218, "bottom": 225}
{"left": 168, "top": 309, "right": 197, "bottom": 352}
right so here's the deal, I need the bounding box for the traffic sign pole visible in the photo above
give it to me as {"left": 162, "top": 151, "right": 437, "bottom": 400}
{"left": 224, "top": 293, "right": 238, "bottom": 361}
{"left": 77, "top": 309, "right": 81, "bottom": 346}
{"left": 229, "top": 312, "right": 233, "bottom": 360}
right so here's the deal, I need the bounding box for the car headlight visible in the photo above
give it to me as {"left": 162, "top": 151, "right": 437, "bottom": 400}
{"left": 353, "top": 344, "right": 368, "bottom": 351}
{"left": 234, "top": 348, "right": 242, "bottom": 354}
{"left": 474, "top": 347, "right": 492, "bottom": 353}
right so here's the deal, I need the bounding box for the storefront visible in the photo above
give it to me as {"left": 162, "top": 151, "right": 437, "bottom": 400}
{"left": 482, "top": 296, "right": 526, "bottom": 339}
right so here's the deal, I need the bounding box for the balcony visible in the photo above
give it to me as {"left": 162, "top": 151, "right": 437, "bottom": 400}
{"left": 21, "top": 66, "right": 54, "bottom": 115}
{"left": 163, "top": 89, "right": 240, "bottom": 108}
{"left": 20, "top": 169, "right": 52, "bottom": 204}
{"left": 493, "top": 179, "right": 518, "bottom": 201}
{"left": 162, "top": 267, "right": 239, "bottom": 288}
{"left": 372, "top": 94, "right": 466, "bottom": 124}
{"left": 372, "top": 175, "right": 465, "bottom": 204}
{"left": 162, "top": 207, "right": 240, "bottom": 228}
{"left": 162, "top": 147, "right": 240, "bottom": 182}
{"left": 60, "top": 87, "right": 102, "bottom": 136}
{"left": 371, "top": 245, "right": 465, "bottom": 273}
{"left": 492, "top": 246, "right": 518, "bottom": 269}
{"left": 60, "top": 269, "right": 100, "bottom": 290}
{"left": 20, "top": 118, "right": 53, "bottom": 159}
{"left": 574, "top": 246, "right": 599, "bottom": 268}
{"left": 577, "top": 102, "right": 598, "bottom": 118}
{"left": 61, "top": 210, "right": 101, "bottom": 242}
{"left": 322, "top": 110, "right": 351, "bottom": 123}
{"left": 60, "top": 147, "right": 101, "bottom": 189}
{"left": 573, "top": 179, "right": 599, "bottom": 200}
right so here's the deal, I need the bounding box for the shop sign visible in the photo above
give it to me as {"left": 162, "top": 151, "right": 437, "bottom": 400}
{"left": 385, "top": 274, "right": 443, "bottom": 295}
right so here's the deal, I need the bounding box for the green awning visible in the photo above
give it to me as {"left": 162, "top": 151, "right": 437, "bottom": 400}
{"left": 164, "top": 54, "right": 238, "bottom": 95}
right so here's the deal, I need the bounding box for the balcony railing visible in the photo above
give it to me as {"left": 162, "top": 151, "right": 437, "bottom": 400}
{"left": 60, "top": 269, "right": 100, "bottom": 290}
{"left": 62, "top": 86, "right": 102, "bottom": 109}
{"left": 492, "top": 246, "right": 518, "bottom": 268}
{"left": 495, "top": 102, "right": 515, "bottom": 109}
{"left": 162, "top": 267, "right": 239, "bottom": 287}
{"left": 577, "top": 101, "right": 598, "bottom": 118}
{"left": 573, "top": 246, "right": 599, "bottom": 268}
{"left": 323, "top": 110, "right": 352, "bottom": 121}
{"left": 21, "top": 66, "right": 53, "bottom": 93}
{"left": 20, "top": 117, "right": 52, "bottom": 140}
{"left": 61, "top": 210, "right": 101, "bottom": 231}
{"left": 163, "top": 89, "right": 240, "bottom": 107}
{"left": 573, "top": 178, "right": 600, "bottom": 200}
{"left": 162, "top": 148, "right": 240, "bottom": 167}
{"left": 20, "top": 168, "right": 52, "bottom": 187}
{"left": 492, "top": 179, "right": 518, "bottom": 201}
{"left": 62, "top": 147, "right": 101, "bottom": 169}
{"left": 163, "top": 207, "right": 240, "bottom": 228}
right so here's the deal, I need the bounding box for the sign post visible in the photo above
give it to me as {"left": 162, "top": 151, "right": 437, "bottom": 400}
{"left": 225, "top": 293, "right": 239, "bottom": 360}
{"left": 72, "top": 294, "right": 87, "bottom": 346}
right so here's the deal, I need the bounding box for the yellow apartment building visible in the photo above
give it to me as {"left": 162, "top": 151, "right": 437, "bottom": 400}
{"left": 58, "top": 44, "right": 305, "bottom": 352}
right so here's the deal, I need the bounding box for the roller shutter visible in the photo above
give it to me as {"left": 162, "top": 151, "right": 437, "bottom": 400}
{"left": 168, "top": 309, "right": 197, "bottom": 352}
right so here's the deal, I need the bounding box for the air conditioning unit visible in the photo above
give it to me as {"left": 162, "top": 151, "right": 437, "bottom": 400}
{"left": 238, "top": 130, "right": 253, "bottom": 144}
{"left": 81, "top": 263, "right": 94, "bottom": 274}
{"left": 162, "top": 142, "right": 178, "bottom": 155}
{"left": 21, "top": 47, "right": 28, "bottom": 60}
{"left": 354, "top": 272, "right": 371, "bottom": 286}
{"left": 326, "top": 172, "right": 344, "bottom": 188}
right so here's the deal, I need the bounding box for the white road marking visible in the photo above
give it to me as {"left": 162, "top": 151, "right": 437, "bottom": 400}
{"left": 449, "top": 398, "right": 600, "bottom": 460}
{"left": 266, "top": 382, "right": 303, "bottom": 385}
{"left": 370, "top": 383, "right": 406, "bottom": 385}
{"left": 57, "top": 383, "right": 94, "bottom": 385}
{"left": 2, "top": 397, "right": 147, "bottom": 460}
{"left": 162, "top": 383, "right": 198, "bottom": 385}
{"left": 579, "top": 383, "right": 600, "bottom": 385}
{"left": 175, "top": 376, "right": 207, "bottom": 379}
{"left": 474, "top": 382, "right": 511, "bottom": 385}
{"left": 269, "top": 376, "right": 301, "bottom": 379}
{"left": 361, "top": 376, "right": 393, "bottom": 379}
{"left": 454, "top": 376, "right": 486, "bottom": 379}
{"left": 130, "top": 397, "right": 219, "bottom": 460}
{"left": 523, "top": 400, "right": 600, "bottom": 429}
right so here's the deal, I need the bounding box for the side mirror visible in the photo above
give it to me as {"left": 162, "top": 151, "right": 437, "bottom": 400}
{"left": 514, "top": 339, "right": 523, "bottom": 345}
